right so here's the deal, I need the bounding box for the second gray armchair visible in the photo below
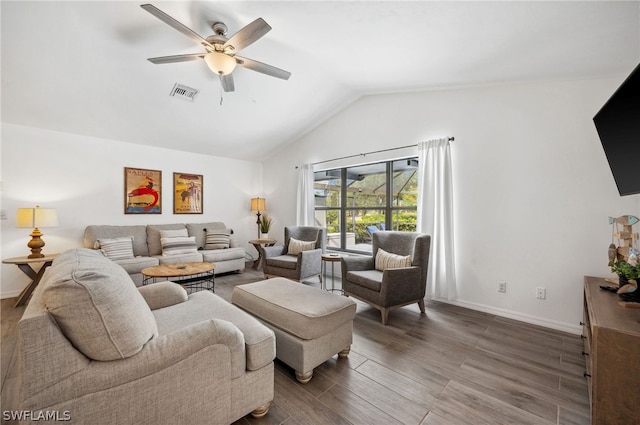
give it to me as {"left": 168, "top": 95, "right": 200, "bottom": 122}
{"left": 260, "top": 226, "right": 326, "bottom": 282}
{"left": 341, "top": 231, "right": 431, "bottom": 325}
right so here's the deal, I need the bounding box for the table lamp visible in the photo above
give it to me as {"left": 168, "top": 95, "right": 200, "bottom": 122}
{"left": 16, "top": 206, "right": 59, "bottom": 258}
{"left": 250, "top": 197, "right": 266, "bottom": 239}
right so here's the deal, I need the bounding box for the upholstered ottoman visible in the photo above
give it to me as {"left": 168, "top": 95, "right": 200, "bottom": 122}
{"left": 232, "top": 277, "right": 356, "bottom": 383}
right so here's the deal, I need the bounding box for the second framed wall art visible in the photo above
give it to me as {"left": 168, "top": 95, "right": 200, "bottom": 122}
{"left": 173, "top": 172, "right": 203, "bottom": 214}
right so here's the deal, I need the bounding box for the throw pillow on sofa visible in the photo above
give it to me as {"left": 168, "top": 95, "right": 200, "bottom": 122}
{"left": 147, "top": 224, "right": 189, "bottom": 256}
{"left": 160, "top": 228, "right": 188, "bottom": 239}
{"left": 205, "top": 229, "right": 231, "bottom": 249}
{"left": 161, "top": 236, "right": 198, "bottom": 256}
{"left": 95, "top": 236, "right": 135, "bottom": 260}
{"left": 42, "top": 248, "right": 158, "bottom": 361}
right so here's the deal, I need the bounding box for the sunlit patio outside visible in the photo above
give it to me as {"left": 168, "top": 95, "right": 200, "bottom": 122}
{"left": 314, "top": 158, "right": 418, "bottom": 253}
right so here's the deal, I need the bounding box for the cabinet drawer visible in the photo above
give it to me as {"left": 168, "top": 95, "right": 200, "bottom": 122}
{"left": 581, "top": 298, "right": 592, "bottom": 353}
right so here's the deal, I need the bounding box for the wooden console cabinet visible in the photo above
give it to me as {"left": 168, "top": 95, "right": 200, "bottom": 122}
{"left": 582, "top": 276, "right": 640, "bottom": 425}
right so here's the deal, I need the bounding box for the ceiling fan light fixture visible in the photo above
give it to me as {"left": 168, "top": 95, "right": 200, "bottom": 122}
{"left": 204, "top": 51, "right": 236, "bottom": 75}
{"left": 142, "top": 5, "right": 290, "bottom": 90}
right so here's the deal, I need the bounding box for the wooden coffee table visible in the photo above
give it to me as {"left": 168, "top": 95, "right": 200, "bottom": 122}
{"left": 141, "top": 262, "right": 215, "bottom": 293}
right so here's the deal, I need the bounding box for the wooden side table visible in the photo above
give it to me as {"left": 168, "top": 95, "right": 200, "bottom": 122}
{"left": 3, "top": 254, "right": 58, "bottom": 307}
{"left": 249, "top": 239, "right": 277, "bottom": 270}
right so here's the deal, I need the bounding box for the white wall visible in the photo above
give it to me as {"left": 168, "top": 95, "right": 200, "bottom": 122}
{"left": 1, "top": 124, "right": 264, "bottom": 297}
{"left": 263, "top": 77, "right": 640, "bottom": 333}
{"left": 3, "top": 78, "right": 639, "bottom": 333}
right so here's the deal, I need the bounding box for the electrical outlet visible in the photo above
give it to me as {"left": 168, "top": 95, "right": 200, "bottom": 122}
{"left": 497, "top": 280, "right": 506, "bottom": 293}
{"left": 536, "top": 287, "right": 546, "bottom": 300}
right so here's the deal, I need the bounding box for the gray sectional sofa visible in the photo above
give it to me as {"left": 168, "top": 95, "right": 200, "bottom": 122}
{"left": 17, "top": 248, "right": 275, "bottom": 424}
{"left": 83, "top": 222, "right": 245, "bottom": 285}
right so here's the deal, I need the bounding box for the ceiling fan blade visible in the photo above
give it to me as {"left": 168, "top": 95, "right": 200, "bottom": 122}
{"left": 147, "top": 53, "right": 205, "bottom": 64}
{"left": 220, "top": 74, "right": 235, "bottom": 92}
{"left": 235, "top": 56, "right": 291, "bottom": 80}
{"left": 141, "top": 4, "right": 212, "bottom": 49}
{"left": 224, "top": 18, "right": 271, "bottom": 52}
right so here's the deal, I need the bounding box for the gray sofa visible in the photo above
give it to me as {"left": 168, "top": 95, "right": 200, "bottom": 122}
{"left": 84, "top": 222, "right": 245, "bottom": 285}
{"left": 17, "top": 248, "right": 275, "bottom": 424}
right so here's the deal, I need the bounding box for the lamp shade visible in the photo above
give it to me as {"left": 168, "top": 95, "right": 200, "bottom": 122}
{"left": 204, "top": 52, "right": 237, "bottom": 75}
{"left": 250, "top": 198, "right": 266, "bottom": 212}
{"left": 16, "top": 206, "right": 59, "bottom": 228}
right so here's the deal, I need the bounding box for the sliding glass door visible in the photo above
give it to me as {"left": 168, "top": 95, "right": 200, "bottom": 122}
{"left": 314, "top": 157, "right": 418, "bottom": 253}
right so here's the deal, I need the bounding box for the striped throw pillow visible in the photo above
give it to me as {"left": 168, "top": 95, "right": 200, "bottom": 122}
{"left": 288, "top": 237, "right": 316, "bottom": 255}
{"left": 160, "top": 229, "right": 188, "bottom": 238}
{"left": 375, "top": 248, "right": 411, "bottom": 271}
{"left": 161, "top": 236, "right": 198, "bottom": 256}
{"left": 205, "top": 229, "right": 231, "bottom": 250}
{"left": 98, "top": 236, "right": 135, "bottom": 261}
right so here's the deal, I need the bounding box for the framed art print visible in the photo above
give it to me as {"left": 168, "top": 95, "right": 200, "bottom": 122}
{"left": 124, "top": 167, "right": 162, "bottom": 214}
{"left": 173, "top": 172, "right": 203, "bottom": 214}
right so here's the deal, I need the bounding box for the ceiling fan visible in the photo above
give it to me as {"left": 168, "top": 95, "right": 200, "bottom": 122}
{"left": 141, "top": 3, "right": 291, "bottom": 92}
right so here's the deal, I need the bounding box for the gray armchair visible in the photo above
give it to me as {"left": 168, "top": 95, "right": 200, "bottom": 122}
{"left": 261, "top": 226, "right": 326, "bottom": 282}
{"left": 341, "top": 231, "right": 431, "bottom": 325}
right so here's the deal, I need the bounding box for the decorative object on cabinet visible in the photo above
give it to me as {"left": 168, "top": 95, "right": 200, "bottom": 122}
{"left": 124, "top": 167, "right": 161, "bottom": 214}
{"left": 608, "top": 215, "right": 639, "bottom": 263}
{"left": 173, "top": 172, "right": 203, "bottom": 214}
{"left": 607, "top": 215, "right": 639, "bottom": 305}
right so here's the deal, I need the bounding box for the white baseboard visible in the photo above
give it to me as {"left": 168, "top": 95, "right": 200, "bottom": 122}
{"left": 431, "top": 297, "right": 582, "bottom": 336}
{"left": 1, "top": 289, "right": 22, "bottom": 300}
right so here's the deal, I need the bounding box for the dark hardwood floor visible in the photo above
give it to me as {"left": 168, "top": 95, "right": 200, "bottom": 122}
{"left": 1, "top": 265, "right": 590, "bottom": 425}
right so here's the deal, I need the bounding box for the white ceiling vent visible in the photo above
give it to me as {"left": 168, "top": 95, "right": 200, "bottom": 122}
{"left": 169, "top": 83, "right": 199, "bottom": 102}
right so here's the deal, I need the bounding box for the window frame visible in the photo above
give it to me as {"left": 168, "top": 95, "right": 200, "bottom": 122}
{"left": 314, "top": 157, "right": 418, "bottom": 254}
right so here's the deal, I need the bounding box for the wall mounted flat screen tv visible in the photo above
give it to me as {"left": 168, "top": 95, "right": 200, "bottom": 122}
{"left": 593, "top": 62, "right": 640, "bottom": 196}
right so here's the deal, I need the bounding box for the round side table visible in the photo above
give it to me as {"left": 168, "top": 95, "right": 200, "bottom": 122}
{"left": 249, "top": 239, "right": 277, "bottom": 270}
{"left": 321, "top": 253, "right": 347, "bottom": 293}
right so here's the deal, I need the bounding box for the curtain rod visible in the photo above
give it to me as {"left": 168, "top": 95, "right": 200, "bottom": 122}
{"left": 309, "top": 136, "right": 454, "bottom": 167}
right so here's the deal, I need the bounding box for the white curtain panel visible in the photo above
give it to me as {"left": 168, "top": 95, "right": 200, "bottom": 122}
{"left": 296, "top": 163, "right": 315, "bottom": 226}
{"left": 417, "top": 138, "right": 457, "bottom": 300}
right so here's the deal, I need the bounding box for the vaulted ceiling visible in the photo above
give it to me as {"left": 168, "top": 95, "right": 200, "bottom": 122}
{"left": 2, "top": 1, "right": 638, "bottom": 161}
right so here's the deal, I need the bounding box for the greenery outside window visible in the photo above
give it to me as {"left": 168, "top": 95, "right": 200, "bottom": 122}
{"left": 314, "top": 157, "right": 418, "bottom": 253}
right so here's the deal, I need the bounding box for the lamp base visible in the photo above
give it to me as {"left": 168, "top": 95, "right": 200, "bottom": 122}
{"left": 256, "top": 212, "right": 262, "bottom": 239}
{"left": 27, "top": 228, "right": 45, "bottom": 259}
